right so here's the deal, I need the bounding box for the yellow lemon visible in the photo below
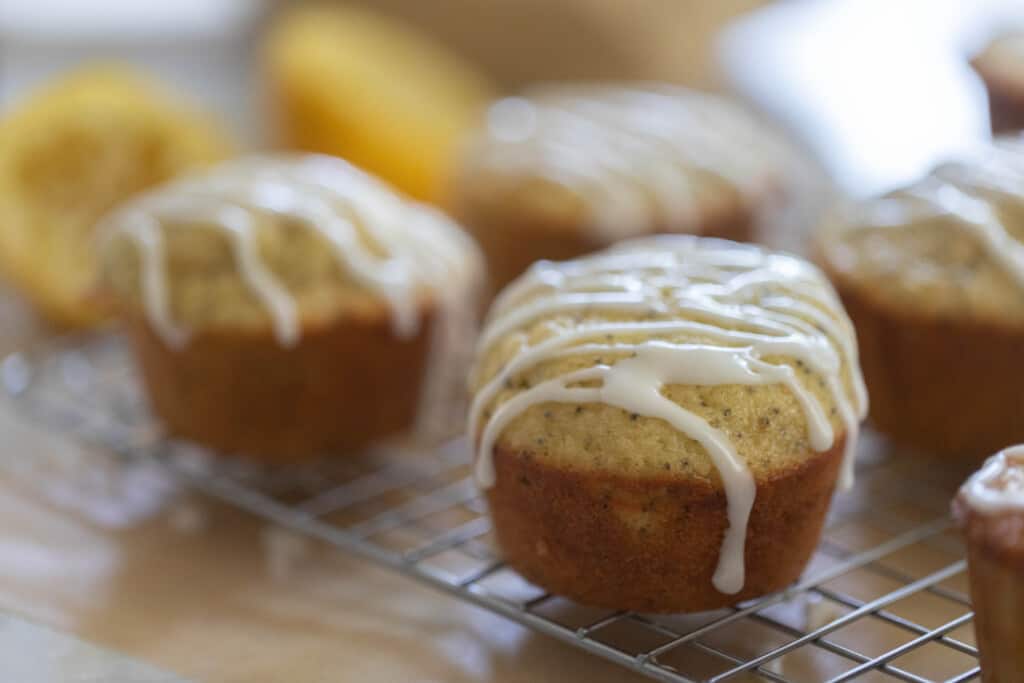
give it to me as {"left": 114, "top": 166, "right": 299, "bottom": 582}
{"left": 0, "top": 65, "right": 231, "bottom": 328}
{"left": 264, "top": 4, "right": 494, "bottom": 203}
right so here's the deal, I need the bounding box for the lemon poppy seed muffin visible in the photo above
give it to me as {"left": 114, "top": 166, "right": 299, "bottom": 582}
{"left": 817, "top": 140, "right": 1024, "bottom": 456}
{"left": 99, "top": 155, "right": 484, "bottom": 461}
{"left": 953, "top": 445, "right": 1024, "bottom": 682}
{"left": 450, "top": 85, "right": 809, "bottom": 291}
{"left": 469, "top": 236, "right": 866, "bottom": 612}
{"left": 972, "top": 32, "right": 1024, "bottom": 133}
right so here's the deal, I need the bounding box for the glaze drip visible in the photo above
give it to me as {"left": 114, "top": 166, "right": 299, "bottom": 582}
{"left": 960, "top": 445, "right": 1024, "bottom": 514}
{"left": 475, "top": 86, "right": 790, "bottom": 240}
{"left": 469, "top": 237, "right": 866, "bottom": 594}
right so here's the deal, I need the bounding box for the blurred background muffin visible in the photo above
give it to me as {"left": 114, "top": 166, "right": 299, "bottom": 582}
{"left": 449, "top": 84, "right": 809, "bottom": 290}
{"left": 98, "top": 155, "right": 483, "bottom": 460}
{"left": 816, "top": 139, "right": 1024, "bottom": 456}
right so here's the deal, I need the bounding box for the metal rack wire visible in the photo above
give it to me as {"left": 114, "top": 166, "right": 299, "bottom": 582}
{"left": 0, "top": 334, "right": 981, "bottom": 683}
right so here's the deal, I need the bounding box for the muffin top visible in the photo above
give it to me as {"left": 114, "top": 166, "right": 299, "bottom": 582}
{"left": 819, "top": 139, "right": 1024, "bottom": 325}
{"left": 954, "top": 445, "right": 1024, "bottom": 568}
{"left": 99, "top": 155, "right": 483, "bottom": 348}
{"left": 958, "top": 445, "right": 1024, "bottom": 514}
{"left": 469, "top": 236, "right": 865, "bottom": 592}
{"left": 453, "top": 85, "right": 795, "bottom": 240}
{"left": 470, "top": 235, "right": 866, "bottom": 480}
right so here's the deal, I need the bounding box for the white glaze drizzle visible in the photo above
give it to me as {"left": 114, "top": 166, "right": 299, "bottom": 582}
{"left": 476, "top": 86, "right": 788, "bottom": 241}
{"left": 841, "top": 144, "right": 1024, "bottom": 290}
{"left": 907, "top": 183, "right": 1024, "bottom": 290}
{"left": 960, "top": 445, "right": 1024, "bottom": 514}
{"left": 121, "top": 210, "right": 187, "bottom": 348}
{"left": 101, "top": 155, "right": 484, "bottom": 438}
{"left": 469, "top": 236, "right": 866, "bottom": 595}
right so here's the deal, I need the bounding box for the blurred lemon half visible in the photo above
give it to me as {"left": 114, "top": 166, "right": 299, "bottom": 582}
{"left": 264, "top": 4, "right": 494, "bottom": 203}
{"left": 0, "top": 66, "right": 231, "bottom": 328}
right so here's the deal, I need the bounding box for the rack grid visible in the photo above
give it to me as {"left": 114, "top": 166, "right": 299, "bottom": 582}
{"left": 1, "top": 334, "right": 981, "bottom": 683}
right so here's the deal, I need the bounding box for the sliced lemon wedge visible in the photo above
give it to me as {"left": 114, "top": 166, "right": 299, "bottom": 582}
{"left": 0, "top": 66, "right": 231, "bottom": 327}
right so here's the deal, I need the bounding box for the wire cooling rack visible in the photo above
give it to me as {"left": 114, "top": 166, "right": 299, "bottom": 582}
{"left": 0, "top": 334, "right": 982, "bottom": 683}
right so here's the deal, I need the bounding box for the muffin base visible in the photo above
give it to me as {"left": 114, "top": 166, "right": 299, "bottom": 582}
{"left": 485, "top": 438, "right": 845, "bottom": 613}
{"left": 965, "top": 547, "right": 1024, "bottom": 683}
{"left": 825, "top": 273, "right": 1024, "bottom": 457}
{"left": 454, "top": 198, "right": 755, "bottom": 294}
{"left": 127, "top": 307, "right": 434, "bottom": 462}
{"left": 954, "top": 488, "right": 1024, "bottom": 682}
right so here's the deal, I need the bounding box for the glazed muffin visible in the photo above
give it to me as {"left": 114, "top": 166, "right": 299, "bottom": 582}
{"left": 450, "top": 85, "right": 813, "bottom": 291}
{"left": 0, "top": 66, "right": 230, "bottom": 328}
{"left": 469, "top": 236, "right": 866, "bottom": 612}
{"left": 972, "top": 32, "right": 1024, "bottom": 133}
{"left": 99, "top": 155, "right": 483, "bottom": 462}
{"left": 817, "top": 140, "right": 1024, "bottom": 456}
{"left": 953, "top": 445, "right": 1024, "bottom": 682}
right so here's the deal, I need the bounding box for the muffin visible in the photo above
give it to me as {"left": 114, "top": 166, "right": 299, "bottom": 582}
{"left": 953, "top": 445, "right": 1024, "bottom": 682}
{"left": 817, "top": 140, "right": 1024, "bottom": 456}
{"left": 469, "top": 236, "right": 867, "bottom": 612}
{"left": 0, "top": 65, "right": 230, "bottom": 327}
{"left": 263, "top": 4, "right": 494, "bottom": 203}
{"left": 450, "top": 85, "right": 813, "bottom": 291}
{"left": 99, "top": 155, "right": 484, "bottom": 461}
{"left": 972, "top": 32, "right": 1024, "bottom": 133}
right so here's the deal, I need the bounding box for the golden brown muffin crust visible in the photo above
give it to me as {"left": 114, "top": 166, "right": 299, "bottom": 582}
{"left": 126, "top": 304, "right": 434, "bottom": 460}
{"left": 954, "top": 500, "right": 1024, "bottom": 571}
{"left": 821, "top": 267, "right": 1024, "bottom": 456}
{"left": 488, "top": 435, "right": 846, "bottom": 612}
